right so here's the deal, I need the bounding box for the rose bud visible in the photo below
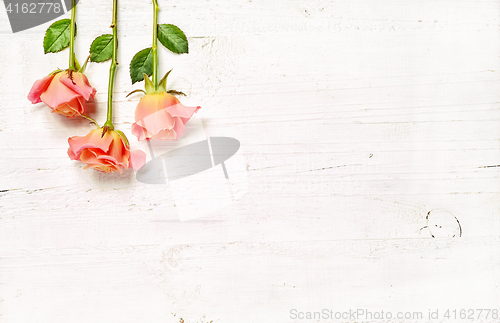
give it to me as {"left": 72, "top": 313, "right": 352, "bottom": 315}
{"left": 68, "top": 127, "right": 146, "bottom": 174}
{"left": 129, "top": 72, "right": 200, "bottom": 141}
{"left": 28, "top": 70, "right": 96, "bottom": 118}
{"left": 131, "top": 92, "right": 200, "bottom": 141}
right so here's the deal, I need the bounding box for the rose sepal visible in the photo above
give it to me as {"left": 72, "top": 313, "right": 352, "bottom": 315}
{"left": 156, "top": 69, "right": 172, "bottom": 93}
{"left": 114, "top": 129, "right": 130, "bottom": 147}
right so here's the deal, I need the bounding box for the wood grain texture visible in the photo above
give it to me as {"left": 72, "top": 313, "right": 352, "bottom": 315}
{"left": 0, "top": 0, "right": 499, "bottom": 322}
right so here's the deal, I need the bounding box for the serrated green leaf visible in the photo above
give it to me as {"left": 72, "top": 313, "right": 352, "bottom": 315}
{"left": 43, "top": 19, "right": 76, "bottom": 54}
{"left": 89, "top": 34, "right": 114, "bottom": 63}
{"left": 129, "top": 48, "right": 153, "bottom": 84}
{"left": 157, "top": 24, "right": 188, "bottom": 54}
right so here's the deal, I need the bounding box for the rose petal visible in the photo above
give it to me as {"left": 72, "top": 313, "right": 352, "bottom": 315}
{"left": 54, "top": 97, "right": 85, "bottom": 117}
{"left": 67, "top": 147, "right": 77, "bottom": 160}
{"left": 172, "top": 117, "right": 185, "bottom": 139}
{"left": 79, "top": 148, "right": 102, "bottom": 165}
{"left": 97, "top": 154, "right": 119, "bottom": 165}
{"left": 134, "top": 108, "right": 175, "bottom": 140}
{"left": 60, "top": 72, "right": 96, "bottom": 101}
{"left": 131, "top": 122, "right": 149, "bottom": 141}
{"left": 27, "top": 74, "right": 56, "bottom": 104}
{"left": 104, "top": 131, "right": 129, "bottom": 167}
{"left": 165, "top": 102, "right": 201, "bottom": 124}
{"left": 154, "top": 128, "right": 178, "bottom": 140}
{"left": 135, "top": 93, "right": 165, "bottom": 121}
{"left": 84, "top": 162, "right": 122, "bottom": 174}
{"left": 40, "top": 73, "right": 81, "bottom": 109}
{"left": 68, "top": 128, "right": 113, "bottom": 158}
{"left": 129, "top": 149, "right": 146, "bottom": 170}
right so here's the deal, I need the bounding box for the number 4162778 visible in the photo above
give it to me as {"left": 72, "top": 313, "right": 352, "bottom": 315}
{"left": 5, "top": 2, "right": 63, "bottom": 14}
{"left": 444, "top": 309, "right": 499, "bottom": 320}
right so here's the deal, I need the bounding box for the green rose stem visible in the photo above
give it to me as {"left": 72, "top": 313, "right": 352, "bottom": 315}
{"left": 144, "top": 0, "right": 160, "bottom": 156}
{"left": 68, "top": 0, "right": 77, "bottom": 71}
{"left": 80, "top": 114, "right": 99, "bottom": 127}
{"left": 152, "top": 0, "right": 159, "bottom": 88}
{"left": 69, "top": 0, "right": 90, "bottom": 123}
{"left": 103, "top": 0, "right": 118, "bottom": 131}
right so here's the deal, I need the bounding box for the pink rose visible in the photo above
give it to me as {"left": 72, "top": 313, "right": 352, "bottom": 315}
{"left": 68, "top": 127, "right": 146, "bottom": 174}
{"left": 131, "top": 92, "right": 200, "bottom": 141}
{"left": 28, "top": 70, "right": 96, "bottom": 118}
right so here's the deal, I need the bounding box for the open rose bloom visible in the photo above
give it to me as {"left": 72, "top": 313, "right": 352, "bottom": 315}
{"left": 28, "top": 70, "right": 96, "bottom": 118}
{"left": 68, "top": 128, "right": 146, "bottom": 174}
{"left": 131, "top": 92, "right": 200, "bottom": 141}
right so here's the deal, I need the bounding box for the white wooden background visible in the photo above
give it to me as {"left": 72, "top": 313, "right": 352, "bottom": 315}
{"left": 1, "top": 0, "right": 499, "bottom": 322}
